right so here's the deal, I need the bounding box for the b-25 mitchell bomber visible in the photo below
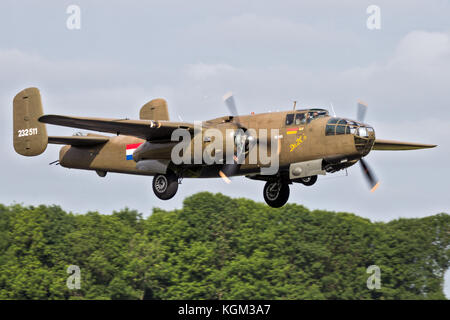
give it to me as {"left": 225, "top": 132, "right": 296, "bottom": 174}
{"left": 13, "top": 87, "right": 436, "bottom": 207}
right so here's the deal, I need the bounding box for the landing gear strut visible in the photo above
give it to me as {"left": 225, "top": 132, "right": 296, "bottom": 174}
{"left": 152, "top": 170, "right": 178, "bottom": 200}
{"left": 263, "top": 180, "right": 290, "bottom": 208}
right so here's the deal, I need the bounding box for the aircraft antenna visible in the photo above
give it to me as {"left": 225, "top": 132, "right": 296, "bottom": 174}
{"left": 330, "top": 101, "right": 337, "bottom": 117}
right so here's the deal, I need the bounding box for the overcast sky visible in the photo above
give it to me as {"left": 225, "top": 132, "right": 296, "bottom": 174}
{"left": 0, "top": 0, "right": 449, "bottom": 295}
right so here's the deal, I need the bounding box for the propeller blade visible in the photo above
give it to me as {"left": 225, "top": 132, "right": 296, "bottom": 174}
{"left": 219, "top": 170, "right": 232, "bottom": 184}
{"left": 223, "top": 92, "right": 243, "bottom": 128}
{"left": 219, "top": 143, "right": 247, "bottom": 184}
{"left": 357, "top": 100, "right": 368, "bottom": 123}
{"left": 221, "top": 92, "right": 259, "bottom": 183}
{"left": 359, "top": 158, "right": 380, "bottom": 192}
{"left": 219, "top": 160, "right": 241, "bottom": 183}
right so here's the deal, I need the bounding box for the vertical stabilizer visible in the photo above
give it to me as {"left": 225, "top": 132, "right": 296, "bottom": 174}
{"left": 139, "top": 98, "right": 169, "bottom": 121}
{"left": 13, "top": 87, "right": 48, "bottom": 156}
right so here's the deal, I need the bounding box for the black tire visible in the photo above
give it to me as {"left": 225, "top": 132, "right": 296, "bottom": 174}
{"left": 263, "top": 180, "right": 290, "bottom": 208}
{"left": 152, "top": 171, "right": 178, "bottom": 200}
{"left": 300, "top": 175, "right": 318, "bottom": 186}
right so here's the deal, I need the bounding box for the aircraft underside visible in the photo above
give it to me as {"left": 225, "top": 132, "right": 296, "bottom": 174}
{"left": 134, "top": 157, "right": 360, "bottom": 208}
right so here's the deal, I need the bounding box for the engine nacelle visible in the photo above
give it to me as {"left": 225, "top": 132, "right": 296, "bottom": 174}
{"left": 289, "top": 159, "right": 326, "bottom": 179}
{"left": 135, "top": 159, "right": 169, "bottom": 174}
{"left": 133, "top": 141, "right": 177, "bottom": 162}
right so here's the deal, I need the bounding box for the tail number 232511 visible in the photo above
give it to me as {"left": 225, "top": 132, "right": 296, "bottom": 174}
{"left": 18, "top": 128, "right": 38, "bottom": 137}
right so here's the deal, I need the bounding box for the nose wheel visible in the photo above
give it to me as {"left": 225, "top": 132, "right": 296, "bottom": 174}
{"left": 152, "top": 170, "right": 178, "bottom": 200}
{"left": 263, "top": 180, "right": 290, "bottom": 208}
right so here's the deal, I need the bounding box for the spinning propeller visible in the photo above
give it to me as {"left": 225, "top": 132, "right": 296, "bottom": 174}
{"left": 219, "top": 92, "right": 251, "bottom": 182}
{"left": 219, "top": 93, "right": 280, "bottom": 183}
{"left": 356, "top": 100, "right": 379, "bottom": 192}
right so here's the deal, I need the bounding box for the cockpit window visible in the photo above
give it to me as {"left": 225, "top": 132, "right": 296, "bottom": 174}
{"left": 295, "top": 112, "right": 306, "bottom": 125}
{"left": 307, "top": 111, "right": 320, "bottom": 123}
{"left": 326, "top": 117, "right": 372, "bottom": 137}
{"left": 315, "top": 110, "right": 328, "bottom": 117}
{"left": 286, "top": 114, "right": 294, "bottom": 126}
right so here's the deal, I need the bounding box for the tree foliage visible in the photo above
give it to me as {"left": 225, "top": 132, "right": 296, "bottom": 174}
{"left": 0, "top": 193, "right": 448, "bottom": 300}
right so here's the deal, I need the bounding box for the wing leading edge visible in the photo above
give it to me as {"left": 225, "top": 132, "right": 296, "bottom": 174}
{"left": 39, "top": 115, "right": 194, "bottom": 141}
{"left": 48, "top": 136, "right": 109, "bottom": 146}
{"left": 372, "top": 139, "right": 437, "bottom": 151}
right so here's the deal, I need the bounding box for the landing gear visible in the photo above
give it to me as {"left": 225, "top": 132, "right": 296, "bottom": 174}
{"left": 299, "top": 175, "right": 317, "bottom": 186}
{"left": 152, "top": 170, "right": 178, "bottom": 200}
{"left": 263, "top": 180, "right": 290, "bottom": 208}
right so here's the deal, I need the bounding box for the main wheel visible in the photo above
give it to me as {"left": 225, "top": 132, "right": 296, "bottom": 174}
{"left": 263, "top": 180, "right": 290, "bottom": 208}
{"left": 300, "top": 175, "right": 317, "bottom": 186}
{"left": 152, "top": 171, "right": 178, "bottom": 200}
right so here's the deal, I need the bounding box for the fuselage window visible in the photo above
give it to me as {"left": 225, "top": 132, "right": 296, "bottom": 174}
{"left": 286, "top": 114, "right": 294, "bottom": 126}
{"left": 336, "top": 125, "right": 346, "bottom": 135}
{"left": 295, "top": 113, "right": 306, "bottom": 125}
{"left": 325, "top": 125, "right": 335, "bottom": 135}
{"left": 326, "top": 117, "right": 359, "bottom": 136}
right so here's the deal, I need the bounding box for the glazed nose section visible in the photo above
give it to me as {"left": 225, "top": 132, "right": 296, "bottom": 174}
{"left": 354, "top": 125, "right": 375, "bottom": 156}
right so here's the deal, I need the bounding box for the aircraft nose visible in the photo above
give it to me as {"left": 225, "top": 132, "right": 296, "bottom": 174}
{"left": 354, "top": 125, "right": 375, "bottom": 156}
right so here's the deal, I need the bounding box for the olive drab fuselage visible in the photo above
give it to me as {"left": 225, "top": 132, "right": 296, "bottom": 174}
{"left": 57, "top": 109, "right": 374, "bottom": 178}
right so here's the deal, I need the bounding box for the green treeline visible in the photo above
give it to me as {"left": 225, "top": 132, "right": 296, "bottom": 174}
{"left": 0, "top": 192, "right": 448, "bottom": 300}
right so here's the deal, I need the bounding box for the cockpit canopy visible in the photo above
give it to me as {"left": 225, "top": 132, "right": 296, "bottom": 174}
{"left": 325, "top": 117, "right": 374, "bottom": 137}
{"left": 285, "top": 109, "right": 329, "bottom": 126}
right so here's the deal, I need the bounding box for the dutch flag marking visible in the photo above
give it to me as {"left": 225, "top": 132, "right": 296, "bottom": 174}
{"left": 126, "top": 143, "right": 142, "bottom": 160}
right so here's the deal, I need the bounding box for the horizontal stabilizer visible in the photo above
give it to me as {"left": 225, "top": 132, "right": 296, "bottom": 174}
{"left": 39, "top": 115, "right": 194, "bottom": 141}
{"left": 48, "top": 136, "right": 109, "bottom": 146}
{"left": 372, "top": 139, "right": 437, "bottom": 151}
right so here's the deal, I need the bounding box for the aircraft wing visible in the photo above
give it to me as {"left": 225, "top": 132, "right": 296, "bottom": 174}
{"left": 48, "top": 136, "right": 109, "bottom": 146}
{"left": 372, "top": 139, "right": 437, "bottom": 151}
{"left": 39, "top": 115, "right": 194, "bottom": 141}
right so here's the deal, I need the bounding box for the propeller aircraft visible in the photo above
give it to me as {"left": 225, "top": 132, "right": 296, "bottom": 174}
{"left": 13, "top": 87, "right": 436, "bottom": 208}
